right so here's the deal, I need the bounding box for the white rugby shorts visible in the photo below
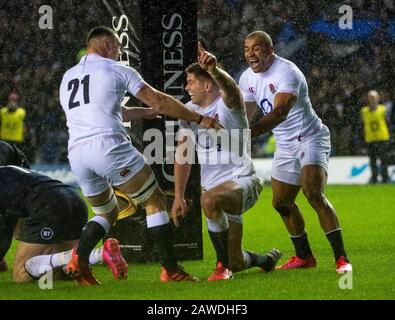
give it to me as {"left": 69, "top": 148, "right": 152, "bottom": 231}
{"left": 234, "top": 174, "right": 263, "bottom": 213}
{"left": 68, "top": 134, "right": 147, "bottom": 197}
{"left": 271, "top": 125, "right": 331, "bottom": 186}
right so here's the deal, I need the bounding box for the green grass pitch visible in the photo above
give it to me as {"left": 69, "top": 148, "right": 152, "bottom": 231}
{"left": 0, "top": 185, "right": 394, "bottom": 300}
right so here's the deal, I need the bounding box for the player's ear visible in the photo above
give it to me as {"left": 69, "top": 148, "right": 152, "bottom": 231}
{"left": 205, "top": 81, "right": 212, "bottom": 92}
{"left": 104, "top": 38, "right": 111, "bottom": 51}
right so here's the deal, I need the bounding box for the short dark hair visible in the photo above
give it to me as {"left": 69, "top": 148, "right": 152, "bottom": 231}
{"left": 85, "top": 26, "right": 116, "bottom": 47}
{"left": 246, "top": 31, "right": 273, "bottom": 48}
{"left": 185, "top": 63, "right": 213, "bottom": 82}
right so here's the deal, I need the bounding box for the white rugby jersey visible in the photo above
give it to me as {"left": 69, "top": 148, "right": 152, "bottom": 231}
{"left": 179, "top": 96, "right": 255, "bottom": 190}
{"left": 239, "top": 54, "right": 322, "bottom": 148}
{"left": 59, "top": 53, "right": 145, "bottom": 148}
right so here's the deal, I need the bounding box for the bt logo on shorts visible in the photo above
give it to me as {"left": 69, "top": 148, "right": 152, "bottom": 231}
{"left": 40, "top": 227, "right": 54, "bottom": 240}
{"left": 120, "top": 167, "right": 131, "bottom": 177}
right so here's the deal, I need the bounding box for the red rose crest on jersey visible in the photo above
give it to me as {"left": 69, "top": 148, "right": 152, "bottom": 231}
{"left": 269, "top": 83, "right": 276, "bottom": 94}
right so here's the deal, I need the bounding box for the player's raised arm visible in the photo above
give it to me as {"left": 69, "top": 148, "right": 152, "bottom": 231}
{"left": 197, "top": 42, "right": 244, "bottom": 111}
{"left": 250, "top": 92, "right": 297, "bottom": 137}
{"left": 136, "top": 84, "right": 223, "bottom": 130}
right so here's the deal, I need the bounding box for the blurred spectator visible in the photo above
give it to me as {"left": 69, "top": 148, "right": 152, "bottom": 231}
{"left": 0, "top": 93, "right": 26, "bottom": 147}
{"left": 360, "top": 90, "right": 390, "bottom": 183}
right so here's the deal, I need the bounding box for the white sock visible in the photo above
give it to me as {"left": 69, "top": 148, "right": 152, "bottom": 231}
{"left": 50, "top": 250, "right": 73, "bottom": 268}
{"left": 89, "top": 247, "right": 104, "bottom": 264}
{"left": 146, "top": 211, "right": 170, "bottom": 228}
{"left": 206, "top": 214, "right": 229, "bottom": 233}
{"left": 25, "top": 255, "right": 53, "bottom": 278}
{"left": 24, "top": 245, "right": 105, "bottom": 278}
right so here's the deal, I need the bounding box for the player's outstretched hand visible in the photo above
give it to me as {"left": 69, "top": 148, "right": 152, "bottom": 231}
{"left": 198, "top": 41, "right": 217, "bottom": 72}
{"left": 171, "top": 197, "right": 187, "bottom": 228}
{"left": 199, "top": 115, "right": 223, "bottom": 131}
{"left": 0, "top": 258, "right": 8, "bottom": 272}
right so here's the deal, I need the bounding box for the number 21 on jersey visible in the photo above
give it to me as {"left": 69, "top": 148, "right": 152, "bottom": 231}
{"left": 68, "top": 75, "right": 90, "bottom": 109}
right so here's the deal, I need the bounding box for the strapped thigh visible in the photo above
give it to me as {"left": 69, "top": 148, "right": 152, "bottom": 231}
{"left": 125, "top": 172, "right": 158, "bottom": 204}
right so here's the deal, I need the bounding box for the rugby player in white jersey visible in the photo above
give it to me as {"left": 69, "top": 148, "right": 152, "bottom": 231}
{"left": 239, "top": 31, "right": 352, "bottom": 273}
{"left": 59, "top": 26, "right": 222, "bottom": 285}
{"left": 171, "top": 43, "right": 281, "bottom": 281}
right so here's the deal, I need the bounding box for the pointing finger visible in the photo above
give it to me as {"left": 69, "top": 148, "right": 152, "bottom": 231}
{"left": 198, "top": 41, "right": 205, "bottom": 54}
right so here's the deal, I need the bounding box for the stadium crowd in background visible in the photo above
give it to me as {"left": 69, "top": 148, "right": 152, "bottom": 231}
{"left": 0, "top": 0, "right": 394, "bottom": 163}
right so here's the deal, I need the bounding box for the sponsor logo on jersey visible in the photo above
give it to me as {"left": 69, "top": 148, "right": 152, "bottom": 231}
{"left": 40, "top": 227, "right": 54, "bottom": 240}
{"left": 120, "top": 167, "right": 131, "bottom": 177}
{"left": 248, "top": 87, "right": 256, "bottom": 94}
{"left": 269, "top": 83, "right": 276, "bottom": 94}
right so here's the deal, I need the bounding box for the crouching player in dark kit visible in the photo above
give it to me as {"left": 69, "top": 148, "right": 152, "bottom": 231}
{"left": 0, "top": 165, "right": 127, "bottom": 283}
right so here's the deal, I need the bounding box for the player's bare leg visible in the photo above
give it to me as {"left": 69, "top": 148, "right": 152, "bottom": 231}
{"left": 272, "top": 178, "right": 317, "bottom": 270}
{"left": 271, "top": 178, "right": 304, "bottom": 235}
{"left": 13, "top": 241, "right": 76, "bottom": 283}
{"left": 117, "top": 165, "right": 198, "bottom": 282}
{"left": 201, "top": 181, "right": 280, "bottom": 280}
{"left": 22, "top": 239, "right": 123, "bottom": 282}
{"left": 200, "top": 181, "right": 240, "bottom": 278}
{"left": 66, "top": 187, "right": 119, "bottom": 285}
{"left": 301, "top": 165, "right": 352, "bottom": 272}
